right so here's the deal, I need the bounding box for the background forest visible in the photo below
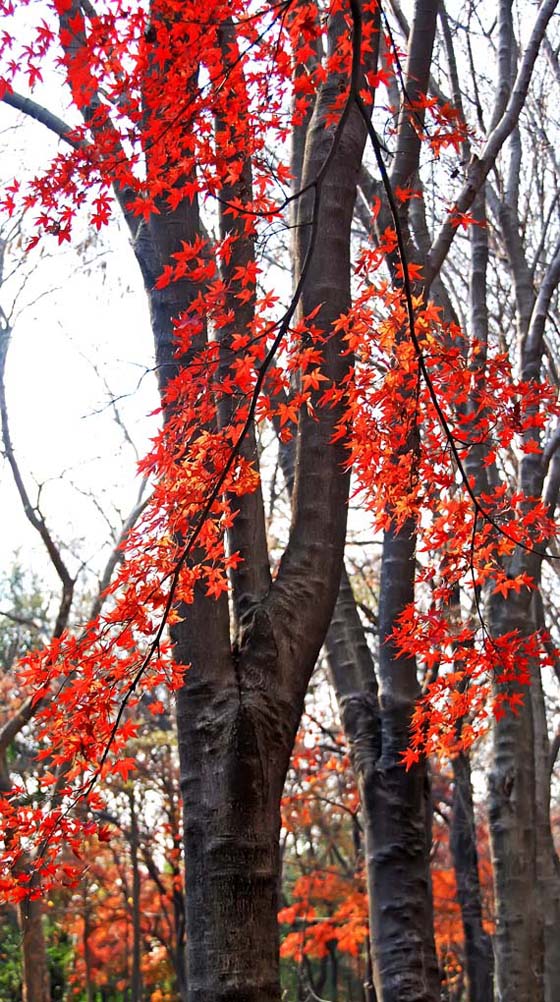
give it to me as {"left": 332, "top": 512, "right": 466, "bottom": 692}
{"left": 0, "top": 1, "right": 559, "bottom": 1001}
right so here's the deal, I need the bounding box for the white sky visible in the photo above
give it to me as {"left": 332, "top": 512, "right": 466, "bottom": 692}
{"left": 0, "top": 109, "right": 160, "bottom": 610}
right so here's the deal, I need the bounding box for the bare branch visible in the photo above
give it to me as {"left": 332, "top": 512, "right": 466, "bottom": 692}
{"left": 0, "top": 609, "right": 41, "bottom": 630}
{"left": 89, "top": 482, "right": 150, "bottom": 621}
{"left": 0, "top": 322, "right": 75, "bottom": 638}
{"left": 1, "top": 91, "right": 84, "bottom": 149}
{"left": 425, "top": 0, "right": 559, "bottom": 288}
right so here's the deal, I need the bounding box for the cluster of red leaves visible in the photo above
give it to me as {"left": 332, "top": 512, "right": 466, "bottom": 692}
{"left": 279, "top": 869, "right": 369, "bottom": 960}
{"left": 326, "top": 243, "right": 559, "bottom": 761}
{"left": 63, "top": 845, "right": 178, "bottom": 998}
{"left": 280, "top": 718, "right": 367, "bottom": 962}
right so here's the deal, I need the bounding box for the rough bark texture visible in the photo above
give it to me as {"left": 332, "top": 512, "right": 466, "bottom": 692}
{"left": 483, "top": 15, "right": 560, "bottom": 987}
{"left": 488, "top": 596, "right": 543, "bottom": 1002}
{"left": 326, "top": 555, "right": 439, "bottom": 1002}
{"left": 17, "top": 896, "right": 50, "bottom": 1002}
{"left": 143, "top": 5, "right": 371, "bottom": 998}
{"left": 450, "top": 751, "right": 493, "bottom": 1002}
{"left": 372, "top": 524, "right": 439, "bottom": 1002}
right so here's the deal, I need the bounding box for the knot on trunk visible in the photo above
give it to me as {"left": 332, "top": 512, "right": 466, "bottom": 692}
{"left": 237, "top": 601, "right": 278, "bottom": 670}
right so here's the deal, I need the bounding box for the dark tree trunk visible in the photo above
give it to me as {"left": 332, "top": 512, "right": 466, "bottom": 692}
{"left": 172, "top": 881, "right": 188, "bottom": 1002}
{"left": 134, "top": 5, "right": 372, "bottom": 998}
{"left": 326, "top": 554, "right": 439, "bottom": 1002}
{"left": 450, "top": 751, "right": 493, "bottom": 1002}
{"left": 487, "top": 594, "right": 543, "bottom": 1002}
{"left": 369, "top": 524, "right": 439, "bottom": 1002}
{"left": 18, "top": 896, "right": 50, "bottom": 1002}
{"left": 129, "top": 791, "right": 143, "bottom": 1002}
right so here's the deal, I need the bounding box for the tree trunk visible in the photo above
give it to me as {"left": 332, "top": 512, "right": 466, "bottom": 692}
{"left": 0, "top": 760, "right": 50, "bottom": 1002}
{"left": 488, "top": 591, "right": 543, "bottom": 1002}
{"left": 172, "top": 881, "right": 188, "bottom": 1002}
{"left": 18, "top": 896, "right": 50, "bottom": 1002}
{"left": 152, "top": 4, "right": 372, "bottom": 996}
{"left": 175, "top": 605, "right": 295, "bottom": 1002}
{"left": 450, "top": 751, "right": 493, "bottom": 1002}
{"left": 129, "top": 791, "right": 143, "bottom": 1002}
{"left": 326, "top": 554, "right": 439, "bottom": 1002}
{"left": 83, "top": 898, "right": 94, "bottom": 1002}
{"left": 529, "top": 637, "right": 560, "bottom": 1002}
{"left": 369, "top": 524, "right": 439, "bottom": 1002}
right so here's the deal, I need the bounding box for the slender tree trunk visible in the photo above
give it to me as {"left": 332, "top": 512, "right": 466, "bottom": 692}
{"left": 529, "top": 634, "right": 560, "bottom": 1002}
{"left": 450, "top": 751, "right": 493, "bottom": 1002}
{"left": 83, "top": 898, "right": 94, "bottom": 1002}
{"left": 361, "top": 2, "right": 440, "bottom": 996}
{"left": 172, "top": 882, "right": 188, "bottom": 1002}
{"left": 488, "top": 591, "right": 543, "bottom": 1002}
{"left": 325, "top": 553, "right": 439, "bottom": 1002}
{"left": 369, "top": 524, "right": 439, "bottom": 1002}
{"left": 18, "top": 896, "right": 50, "bottom": 1002}
{"left": 485, "top": 99, "right": 560, "bottom": 995}
{"left": 129, "top": 791, "right": 143, "bottom": 1002}
{"left": 0, "top": 760, "right": 50, "bottom": 1002}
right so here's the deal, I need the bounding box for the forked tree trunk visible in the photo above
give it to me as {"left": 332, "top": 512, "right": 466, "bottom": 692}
{"left": 133, "top": 4, "right": 372, "bottom": 996}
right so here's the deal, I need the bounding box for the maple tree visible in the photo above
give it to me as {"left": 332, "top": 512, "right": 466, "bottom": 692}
{"left": 0, "top": 1, "right": 560, "bottom": 1001}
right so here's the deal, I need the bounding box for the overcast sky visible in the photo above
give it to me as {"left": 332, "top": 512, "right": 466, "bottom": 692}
{"left": 0, "top": 109, "right": 160, "bottom": 610}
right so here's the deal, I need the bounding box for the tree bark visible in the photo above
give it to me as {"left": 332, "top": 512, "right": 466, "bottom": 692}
{"left": 17, "top": 896, "right": 50, "bottom": 1002}
{"left": 129, "top": 791, "right": 143, "bottom": 1002}
{"left": 487, "top": 595, "right": 543, "bottom": 1002}
{"left": 530, "top": 649, "right": 560, "bottom": 1002}
{"left": 326, "top": 555, "right": 439, "bottom": 1002}
{"left": 450, "top": 750, "right": 493, "bottom": 1002}
{"left": 166, "top": 5, "right": 371, "bottom": 998}
{"left": 483, "top": 36, "right": 560, "bottom": 990}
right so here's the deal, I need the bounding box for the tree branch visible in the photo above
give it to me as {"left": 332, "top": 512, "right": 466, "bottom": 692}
{"left": 1, "top": 91, "right": 83, "bottom": 149}
{"left": 425, "top": 0, "right": 559, "bottom": 288}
